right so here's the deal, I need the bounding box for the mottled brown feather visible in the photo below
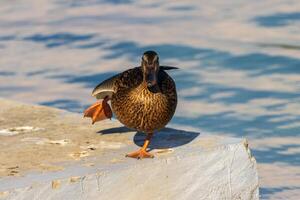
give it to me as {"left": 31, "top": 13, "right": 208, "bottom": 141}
{"left": 110, "top": 67, "right": 177, "bottom": 133}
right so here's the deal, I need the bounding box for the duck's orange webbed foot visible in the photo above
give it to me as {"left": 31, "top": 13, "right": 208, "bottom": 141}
{"left": 84, "top": 96, "right": 112, "bottom": 124}
{"left": 126, "top": 149, "right": 154, "bottom": 159}
{"left": 126, "top": 133, "right": 154, "bottom": 159}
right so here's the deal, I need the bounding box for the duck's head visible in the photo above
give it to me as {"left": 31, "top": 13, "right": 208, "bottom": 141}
{"left": 141, "top": 50, "right": 160, "bottom": 88}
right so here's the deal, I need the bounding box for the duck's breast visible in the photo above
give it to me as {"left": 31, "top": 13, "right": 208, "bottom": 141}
{"left": 112, "top": 70, "right": 177, "bottom": 132}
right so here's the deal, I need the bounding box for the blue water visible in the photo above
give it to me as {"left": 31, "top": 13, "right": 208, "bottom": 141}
{"left": 0, "top": 1, "right": 299, "bottom": 198}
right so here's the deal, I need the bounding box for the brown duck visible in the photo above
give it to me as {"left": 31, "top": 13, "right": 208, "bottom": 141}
{"left": 84, "top": 51, "right": 177, "bottom": 159}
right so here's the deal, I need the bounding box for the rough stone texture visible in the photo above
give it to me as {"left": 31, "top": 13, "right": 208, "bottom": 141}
{"left": 0, "top": 99, "right": 259, "bottom": 200}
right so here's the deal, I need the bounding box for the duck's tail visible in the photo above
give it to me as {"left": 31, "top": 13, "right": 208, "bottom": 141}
{"left": 83, "top": 96, "right": 112, "bottom": 124}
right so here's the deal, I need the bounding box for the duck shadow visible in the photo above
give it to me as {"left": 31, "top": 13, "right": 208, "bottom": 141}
{"left": 98, "top": 126, "right": 200, "bottom": 149}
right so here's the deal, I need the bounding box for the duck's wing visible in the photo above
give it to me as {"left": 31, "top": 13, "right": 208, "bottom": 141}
{"left": 160, "top": 66, "right": 179, "bottom": 70}
{"left": 92, "top": 67, "right": 143, "bottom": 99}
{"left": 92, "top": 74, "right": 120, "bottom": 99}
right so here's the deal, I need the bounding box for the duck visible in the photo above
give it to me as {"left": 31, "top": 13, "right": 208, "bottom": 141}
{"left": 84, "top": 50, "right": 178, "bottom": 159}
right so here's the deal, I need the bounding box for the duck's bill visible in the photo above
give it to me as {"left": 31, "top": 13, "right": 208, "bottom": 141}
{"left": 146, "top": 72, "right": 157, "bottom": 87}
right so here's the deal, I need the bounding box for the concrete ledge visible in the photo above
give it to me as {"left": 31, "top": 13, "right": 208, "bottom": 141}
{"left": 0, "top": 99, "right": 259, "bottom": 200}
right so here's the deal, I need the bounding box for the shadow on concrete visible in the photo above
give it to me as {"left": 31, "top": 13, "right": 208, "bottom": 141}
{"left": 134, "top": 128, "right": 200, "bottom": 149}
{"left": 98, "top": 126, "right": 133, "bottom": 134}
{"left": 98, "top": 126, "right": 200, "bottom": 149}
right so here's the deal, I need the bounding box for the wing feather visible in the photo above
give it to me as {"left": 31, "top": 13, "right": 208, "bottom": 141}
{"left": 92, "top": 74, "right": 120, "bottom": 99}
{"left": 91, "top": 66, "right": 177, "bottom": 99}
{"left": 160, "top": 66, "right": 179, "bottom": 70}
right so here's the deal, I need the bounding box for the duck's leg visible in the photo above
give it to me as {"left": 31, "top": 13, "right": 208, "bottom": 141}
{"left": 83, "top": 96, "right": 112, "bottom": 124}
{"left": 126, "top": 133, "right": 154, "bottom": 159}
